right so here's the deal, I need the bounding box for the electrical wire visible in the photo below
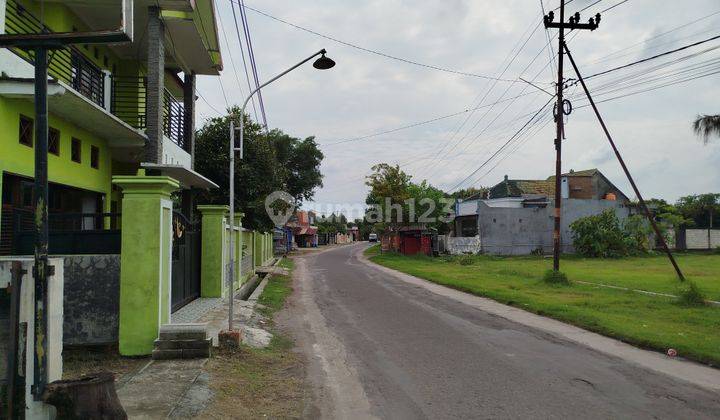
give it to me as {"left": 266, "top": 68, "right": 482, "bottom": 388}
{"left": 232, "top": 0, "right": 516, "bottom": 82}
{"left": 230, "top": 0, "right": 260, "bottom": 122}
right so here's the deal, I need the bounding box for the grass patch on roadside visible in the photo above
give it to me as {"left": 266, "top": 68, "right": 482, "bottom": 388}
{"left": 203, "top": 257, "right": 307, "bottom": 418}
{"left": 369, "top": 251, "right": 720, "bottom": 366}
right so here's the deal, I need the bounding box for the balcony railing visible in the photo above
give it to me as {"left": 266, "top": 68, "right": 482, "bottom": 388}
{"left": 5, "top": 0, "right": 105, "bottom": 108}
{"left": 110, "top": 77, "right": 186, "bottom": 148}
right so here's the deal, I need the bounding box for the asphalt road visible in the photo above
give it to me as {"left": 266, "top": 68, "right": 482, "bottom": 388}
{"left": 284, "top": 243, "right": 720, "bottom": 419}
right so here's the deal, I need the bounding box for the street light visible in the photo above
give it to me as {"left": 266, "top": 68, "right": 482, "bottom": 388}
{"left": 226, "top": 49, "right": 335, "bottom": 333}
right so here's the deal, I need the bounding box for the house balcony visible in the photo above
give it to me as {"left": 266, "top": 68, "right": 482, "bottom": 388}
{"left": 2, "top": 0, "right": 192, "bottom": 163}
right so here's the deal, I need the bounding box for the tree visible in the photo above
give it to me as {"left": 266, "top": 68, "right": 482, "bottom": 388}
{"left": 676, "top": 193, "right": 720, "bottom": 229}
{"left": 194, "top": 109, "right": 324, "bottom": 231}
{"left": 364, "top": 163, "right": 452, "bottom": 232}
{"left": 692, "top": 114, "right": 720, "bottom": 144}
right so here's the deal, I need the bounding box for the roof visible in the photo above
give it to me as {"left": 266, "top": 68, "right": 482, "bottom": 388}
{"left": 546, "top": 168, "right": 600, "bottom": 181}
{"left": 489, "top": 178, "right": 556, "bottom": 199}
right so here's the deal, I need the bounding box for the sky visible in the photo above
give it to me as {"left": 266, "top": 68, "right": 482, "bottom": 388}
{"left": 196, "top": 0, "right": 720, "bottom": 216}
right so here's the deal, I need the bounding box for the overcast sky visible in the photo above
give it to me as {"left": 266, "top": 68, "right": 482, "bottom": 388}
{"left": 196, "top": 0, "right": 720, "bottom": 214}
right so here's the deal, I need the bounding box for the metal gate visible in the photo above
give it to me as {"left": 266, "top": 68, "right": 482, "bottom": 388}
{"left": 171, "top": 211, "right": 201, "bottom": 312}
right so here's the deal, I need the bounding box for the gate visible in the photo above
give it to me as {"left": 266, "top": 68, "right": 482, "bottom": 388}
{"left": 171, "top": 211, "right": 201, "bottom": 312}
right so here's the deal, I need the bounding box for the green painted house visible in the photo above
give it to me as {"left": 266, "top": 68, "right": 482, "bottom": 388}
{"left": 0, "top": 0, "right": 223, "bottom": 255}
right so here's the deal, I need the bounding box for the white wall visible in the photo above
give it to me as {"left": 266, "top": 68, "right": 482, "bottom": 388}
{"left": 162, "top": 136, "right": 192, "bottom": 168}
{"left": 685, "top": 229, "right": 720, "bottom": 250}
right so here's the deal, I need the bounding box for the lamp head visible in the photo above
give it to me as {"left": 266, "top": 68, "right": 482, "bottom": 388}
{"left": 313, "top": 49, "right": 336, "bottom": 70}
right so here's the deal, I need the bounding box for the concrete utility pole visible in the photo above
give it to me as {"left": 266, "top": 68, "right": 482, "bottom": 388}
{"left": 543, "top": 1, "right": 601, "bottom": 272}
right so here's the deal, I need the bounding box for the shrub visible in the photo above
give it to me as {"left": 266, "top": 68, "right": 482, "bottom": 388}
{"left": 677, "top": 281, "right": 707, "bottom": 307}
{"left": 457, "top": 254, "right": 474, "bottom": 266}
{"left": 570, "top": 210, "right": 652, "bottom": 258}
{"left": 542, "top": 269, "right": 570, "bottom": 285}
{"left": 570, "top": 210, "right": 627, "bottom": 257}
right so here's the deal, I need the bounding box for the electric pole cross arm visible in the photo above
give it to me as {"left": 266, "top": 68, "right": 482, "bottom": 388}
{"left": 544, "top": 11, "right": 601, "bottom": 31}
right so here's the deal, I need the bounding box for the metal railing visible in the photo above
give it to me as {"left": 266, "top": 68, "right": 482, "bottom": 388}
{"left": 163, "top": 89, "right": 186, "bottom": 148}
{"left": 110, "top": 76, "right": 186, "bottom": 148}
{"left": 5, "top": 0, "right": 106, "bottom": 108}
{"left": 111, "top": 76, "right": 147, "bottom": 130}
{"left": 7, "top": 208, "right": 122, "bottom": 255}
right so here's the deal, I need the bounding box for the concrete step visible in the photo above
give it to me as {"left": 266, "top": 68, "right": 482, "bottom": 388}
{"left": 154, "top": 338, "right": 211, "bottom": 350}
{"left": 152, "top": 347, "right": 210, "bottom": 360}
{"left": 158, "top": 323, "right": 208, "bottom": 341}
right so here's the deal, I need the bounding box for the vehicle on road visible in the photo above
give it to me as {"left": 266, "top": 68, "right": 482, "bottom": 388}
{"left": 368, "top": 233, "right": 378, "bottom": 243}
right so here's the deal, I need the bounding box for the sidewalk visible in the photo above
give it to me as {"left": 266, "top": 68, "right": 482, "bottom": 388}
{"left": 116, "top": 266, "right": 283, "bottom": 418}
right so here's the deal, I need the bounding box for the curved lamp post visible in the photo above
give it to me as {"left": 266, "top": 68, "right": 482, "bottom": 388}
{"left": 227, "top": 49, "right": 335, "bottom": 331}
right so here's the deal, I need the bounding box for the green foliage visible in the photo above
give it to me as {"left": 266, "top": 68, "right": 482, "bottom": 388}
{"left": 194, "top": 110, "right": 324, "bottom": 231}
{"left": 364, "top": 163, "right": 452, "bottom": 233}
{"left": 570, "top": 210, "right": 628, "bottom": 257}
{"left": 677, "top": 281, "right": 707, "bottom": 307}
{"left": 676, "top": 193, "right": 720, "bottom": 229}
{"left": 317, "top": 213, "right": 348, "bottom": 234}
{"left": 542, "top": 270, "right": 570, "bottom": 285}
{"left": 570, "top": 210, "right": 652, "bottom": 257}
{"left": 457, "top": 254, "right": 474, "bottom": 266}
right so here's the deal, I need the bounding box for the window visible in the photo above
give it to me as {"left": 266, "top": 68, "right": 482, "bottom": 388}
{"left": 91, "top": 145, "right": 100, "bottom": 169}
{"left": 48, "top": 127, "right": 60, "bottom": 155}
{"left": 19, "top": 115, "right": 33, "bottom": 147}
{"left": 71, "top": 138, "right": 82, "bottom": 163}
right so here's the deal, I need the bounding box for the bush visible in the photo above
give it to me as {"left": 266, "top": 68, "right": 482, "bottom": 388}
{"left": 677, "top": 281, "right": 707, "bottom": 307}
{"left": 457, "top": 254, "right": 474, "bottom": 266}
{"left": 542, "top": 269, "right": 570, "bottom": 285}
{"left": 570, "top": 210, "right": 651, "bottom": 258}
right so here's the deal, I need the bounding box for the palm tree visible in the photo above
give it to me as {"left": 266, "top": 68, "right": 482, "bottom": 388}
{"left": 692, "top": 114, "right": 720, "bottom": 144}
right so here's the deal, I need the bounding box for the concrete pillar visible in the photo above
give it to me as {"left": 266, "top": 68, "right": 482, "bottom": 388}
{"left": 183, "top": 72, "right": 196, "bottom": 167}
{"left": 197, "top": 205, "right": 228, "bottom": 298}
{"left": 113, "top": 171, "right": 179, "bottom": 356}
{"left": 145, "top": 6, "right": 165, "bottom": 163}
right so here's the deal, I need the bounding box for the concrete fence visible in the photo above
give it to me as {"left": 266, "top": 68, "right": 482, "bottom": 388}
{"left": 683, "top": 229, "right": 720, "bottom": 250}
{"left": 446, "top": 236, "right": 483, "bottom": 255}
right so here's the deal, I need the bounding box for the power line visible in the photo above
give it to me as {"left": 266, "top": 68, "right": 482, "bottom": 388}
{"left": 238, "top": 0, "right": 269, "bottom": 128}
{"left": 232, "top": 0, "right": 516, "bottom": 82}
{"left": 217, "top": 13, "right": 247, "bottom": 100}
{"left": 587, "top": 9, "right": 720, "bottom": 66}
{"left": 322, "top": 91, "right": 538, "bottom": 147}
{"left": 585, "top": 33, "right": 720, "bottom": 79}
{"left": 230, "top": 0, "right": 261, "bottom": 122}
{"left": 599, "top": 0, "right": 629, "bottom": 14}
{"left": 447, "top": 96, "right": 555, "bottom": 192}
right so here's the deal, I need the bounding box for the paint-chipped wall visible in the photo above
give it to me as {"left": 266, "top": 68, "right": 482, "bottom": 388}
{"left": 62, "top": 255, "right": 120, "bottom": 346}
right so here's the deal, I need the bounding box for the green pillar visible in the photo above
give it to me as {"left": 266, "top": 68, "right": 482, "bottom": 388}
{"left": 197, "top": 205, "right": 229, "bottom": 298}
{"left": 233, "top": 214, "right": 244, "bottom": 288}
{"left": 113, "top": 171, "right": 180, "bottom": 356}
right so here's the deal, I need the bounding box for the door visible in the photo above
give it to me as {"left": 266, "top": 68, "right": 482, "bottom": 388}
{"left": 171, "top": 211, "right": 201, "bottom": 312}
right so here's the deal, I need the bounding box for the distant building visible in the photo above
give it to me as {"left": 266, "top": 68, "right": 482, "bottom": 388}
{"left": 450, "top": 168, "right": 631, "bottom": 255}
{"left": 285, "top": 210, "right": 318, "bottom": 248}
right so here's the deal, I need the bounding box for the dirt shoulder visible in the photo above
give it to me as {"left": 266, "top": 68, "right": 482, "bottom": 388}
{"left": 201, "top": 258, "right": 312, "bottom": 419}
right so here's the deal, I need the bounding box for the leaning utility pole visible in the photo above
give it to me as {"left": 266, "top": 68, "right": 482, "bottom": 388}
{"left": 543, "top": 2, "right": 601, "bottom": 272}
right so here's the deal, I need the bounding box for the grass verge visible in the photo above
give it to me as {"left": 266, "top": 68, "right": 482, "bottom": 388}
{"left": 202, "top": 257, "right": 307, "bottom": 418}
{"left": 366, "top": 246, "right": 720, "bottom": 366}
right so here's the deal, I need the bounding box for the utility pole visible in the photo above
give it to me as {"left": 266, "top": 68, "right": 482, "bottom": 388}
{"left": 543, "top": 2, "right": 601, "bottom": 272}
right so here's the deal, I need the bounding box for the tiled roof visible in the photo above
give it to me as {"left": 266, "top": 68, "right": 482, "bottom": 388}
{"left": 489, "top": 179, "right": 556, "bottom": 198}
{"left": 489, "top": 168, "right": 600, "bottom": 199}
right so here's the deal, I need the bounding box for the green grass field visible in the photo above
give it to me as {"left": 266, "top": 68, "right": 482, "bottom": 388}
{"left": 367, "top": 246, "right": 720, "bottom": 366}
